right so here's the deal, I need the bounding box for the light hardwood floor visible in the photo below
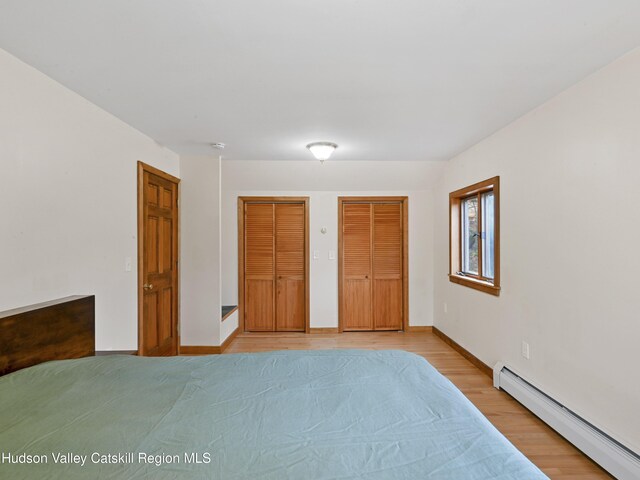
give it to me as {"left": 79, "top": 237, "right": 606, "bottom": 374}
{"left": 225, "top": 330, "right": 612, "bottom": 480}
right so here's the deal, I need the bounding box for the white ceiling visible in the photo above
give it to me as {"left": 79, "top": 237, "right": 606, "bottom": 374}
{"left": 2, "top": 1, "right": 640, "bottom": 161}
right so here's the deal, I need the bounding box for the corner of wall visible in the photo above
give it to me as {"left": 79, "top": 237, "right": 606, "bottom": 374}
{"left": 179, "top": 155, "right": 222, "bottom": 346}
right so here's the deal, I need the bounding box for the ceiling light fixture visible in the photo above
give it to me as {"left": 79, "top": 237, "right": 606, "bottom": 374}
{"left": 210, "top": 142, "right": 226, "bottom": 150}
{"left": 306, "top": 142, "right": 337, "bottom": 163}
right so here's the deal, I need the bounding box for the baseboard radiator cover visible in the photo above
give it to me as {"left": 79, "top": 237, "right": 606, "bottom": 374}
{"left": 493, "top": 363, "right": 640, "bottom": 480}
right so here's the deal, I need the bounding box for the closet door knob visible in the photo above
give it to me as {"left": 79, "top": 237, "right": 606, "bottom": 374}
{"left": 143, "top": 283, "right": 154, "bottom": 290}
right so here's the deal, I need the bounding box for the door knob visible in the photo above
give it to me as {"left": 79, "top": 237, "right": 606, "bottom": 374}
{"left": 143, "top": 283, "right": 154, "bottom": 290}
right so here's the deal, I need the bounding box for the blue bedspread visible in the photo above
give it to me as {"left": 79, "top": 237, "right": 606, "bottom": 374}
{"left": 0, "top": 350, "right": 547, "bottom": 479}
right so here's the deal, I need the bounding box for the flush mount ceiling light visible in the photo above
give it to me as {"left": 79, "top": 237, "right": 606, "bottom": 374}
{"left": 306, "top": 142, "right": 337, "bottom": 163}
{"left": 210, "top": 142, "right": 226, "bottom": 150}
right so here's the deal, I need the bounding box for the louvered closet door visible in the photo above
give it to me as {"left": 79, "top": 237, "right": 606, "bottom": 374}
{"left": 244, "top": 203, "right": 275, "bottom": 331}
{"left": 342, "top": 203, "right": 373, "bottom": 330}
{"left": 275, "top": 203, "right": 305, "bottom": 331}
{"left": 372, "top": 203, "right": 403, "bottom": 330}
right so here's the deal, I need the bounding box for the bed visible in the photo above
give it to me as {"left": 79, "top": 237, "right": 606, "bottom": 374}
{"left": 0, "top": 298, "right": 547, "bottom": 479}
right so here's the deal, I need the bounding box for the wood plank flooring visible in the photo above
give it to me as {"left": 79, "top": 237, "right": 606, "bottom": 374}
{"left": 224, "top": 331, "right": 612, "bottom": 480}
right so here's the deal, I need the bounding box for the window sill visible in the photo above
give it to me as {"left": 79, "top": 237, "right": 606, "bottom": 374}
{"left": 449, "top": 274, "right": 500, "bottom": 296}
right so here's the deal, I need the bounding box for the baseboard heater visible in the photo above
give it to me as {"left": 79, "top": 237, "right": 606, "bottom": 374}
{"left": 493, "top": 363, "right": 640, "bottom": 480}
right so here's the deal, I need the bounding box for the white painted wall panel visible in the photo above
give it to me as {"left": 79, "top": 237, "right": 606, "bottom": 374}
{"left": 0, "top": 48, "right": 179, "bottom": 350}
{"left": 434, "top": 47, "right": 640, "bottom": 453}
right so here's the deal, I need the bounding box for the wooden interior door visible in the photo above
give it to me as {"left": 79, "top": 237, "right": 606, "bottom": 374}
{"left": 372, "top": 203, "right": 403, "bottom": 330}
{"left": 275, "top": 203, "right": 305, "bottom": 331}
{"left": 342, "top": 203, "right": 373, "bottom": 330}
{"left": 138, "top": 163, "right": 179, "bottom": 356}
{"left": 244, "top": 203, "right": 275, "bottom": 331}
{"left": 242, "top": 199, "right": 308, "bottom": 332}
{"left": 340, "top": 198, "right": 406, "bottom": 332}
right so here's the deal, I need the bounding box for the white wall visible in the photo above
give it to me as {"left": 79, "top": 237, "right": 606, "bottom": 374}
{"left": 221, "top": 160, "right": 444, "bottom": 334}
{"left": 0, "top": 48, "right": 180, "bottom": 350}
{"left": 221, "top": 310, "right": 238, "bottom": 343}
{"left": 180, "top": 155, "right": 222, "bottom": 346}
{"left": 434, "top": 48, "right": 640, "bottom": 452}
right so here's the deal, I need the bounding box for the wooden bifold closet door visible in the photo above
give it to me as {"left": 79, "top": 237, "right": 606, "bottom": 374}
{"left": 340, "top": 198, "right": 407, "bottom": 331}
{"left": 242, "top": 199, "right": 308, "bottom": 332}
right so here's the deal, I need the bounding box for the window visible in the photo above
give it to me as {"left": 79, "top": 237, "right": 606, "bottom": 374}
{"left": 449, "top": 177, "right": 500, "bottom": 295}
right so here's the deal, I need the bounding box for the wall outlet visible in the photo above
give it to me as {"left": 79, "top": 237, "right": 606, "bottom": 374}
{"left": 443, "top": 303, "right": 448, "bottom": 314}
{"left": 521, "top": 341, "right": 530, "bottom": 360}
{"left": 125, "top": 257, "right": 132, "bottom": 272}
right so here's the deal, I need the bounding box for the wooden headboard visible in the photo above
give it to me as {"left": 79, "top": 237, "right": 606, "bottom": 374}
{"left": 0, "top": 295, "right": 95, "bottom": 376}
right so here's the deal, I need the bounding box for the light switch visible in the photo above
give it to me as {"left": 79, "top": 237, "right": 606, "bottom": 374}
{"left": 125, "top": 257, "right": 132, "bottom": 272}
{"left": 313, "top": 250, "right": 320, "bottom": 260}
{"left": 328, "top": 250, "right": 336, "bottom": 260}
